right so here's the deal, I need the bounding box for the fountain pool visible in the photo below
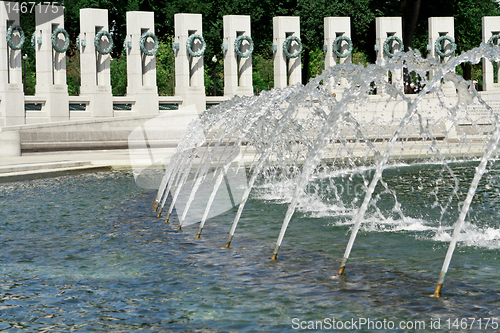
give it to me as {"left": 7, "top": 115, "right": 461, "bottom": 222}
{"left": 2, "top": 168, "right": 500, "bottom": 330}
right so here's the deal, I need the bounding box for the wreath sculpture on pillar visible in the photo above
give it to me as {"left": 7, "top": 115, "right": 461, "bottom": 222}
{"left": 488, "top": 34, "right": 500, "bottom": 47}
{"left": 332, "top": 35, "right": 353, "bottom": 58}
{"left": 140, "top": 32, "right": 159, "bottom": 56}
{"left": 383, "top": 36, "right": 403, "bottom": 58}
{"left": 186, "top": 34, "right": 206, "bottom": 57}
{"left": 51, "top": 28, "right": 69, "bottom": 53}
{"left": 435, "top": 35, "right": 456, "bottom": 58}
{"left": 234, "top": 35, "right": 254, "bottom": 58}
{"left": 6, "top": 24, "right": 25, "bottom": 50}
{"left": 283, "top": 35, "right": 302, "bottom": 58}
{"left": 94, "top": 30, "right": 114, "bottom": 55}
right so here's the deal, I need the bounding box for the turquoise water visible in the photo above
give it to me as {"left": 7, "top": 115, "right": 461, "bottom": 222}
{"left": 1, "top": 166, "right": 500, "bottom": 332}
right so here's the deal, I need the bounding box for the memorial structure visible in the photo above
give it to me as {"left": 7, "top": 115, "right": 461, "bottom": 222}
{"left": 0, "top": 7, "right": 498, "bottom": 157}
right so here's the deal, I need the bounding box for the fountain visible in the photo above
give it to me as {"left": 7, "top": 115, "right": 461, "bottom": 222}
{"left": 152, "top": 40, "right": 500, "bottom": 298}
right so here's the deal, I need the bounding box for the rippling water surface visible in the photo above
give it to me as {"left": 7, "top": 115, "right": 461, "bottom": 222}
{"left": 1, "top": 167, "right": 500, "bottom": 332}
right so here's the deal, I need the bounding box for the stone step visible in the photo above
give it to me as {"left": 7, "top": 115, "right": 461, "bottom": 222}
{"left": 0, "top": 164, "right": 110, "bottom": 182}
{"left": 0, "top": 161, "right": 92, "bottom": 174}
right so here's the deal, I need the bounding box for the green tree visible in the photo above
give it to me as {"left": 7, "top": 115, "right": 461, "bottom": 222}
{"left": 110, "top": 53, "right": 127, "bottom": 96}
{"left": 156, "top": 37, "right": 175, "bottom": 96}
{"left": 66, "top": 52, "right": 80, "bottom": 95}
{"left": 454, "top": 0, "right": 500, "bottom": 80}
{"left": 307, "top": 48, "right": 325, "bottom": 80}
{"left": 252, "top": 51, "right": 274, "bottom": 93}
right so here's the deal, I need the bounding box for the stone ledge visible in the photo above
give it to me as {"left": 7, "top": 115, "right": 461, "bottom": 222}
{"left": 22, "top": 140, "right": 181, "bottom": 152}
{"left": 0, "top": 115, "right": 156, "bottom": 132}
{"left": 0, "top": 161, "right": 91, "bottom": 174}
{"left": 0, "top": 165, "right": 112, "bottom": 183}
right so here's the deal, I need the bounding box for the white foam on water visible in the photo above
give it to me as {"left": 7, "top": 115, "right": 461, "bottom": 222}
{"left": 254, "top": 180, "right": 354, "bottom": 218}
{"left": 253, "top": 179, "right": 296, "bottom": 203}
{"left": 253, "top": 167, "right": 500, "bottom": 249}
{"left": 362, "top": 216, "right": 438, "bottom": 232}
{"left": 296, "top": 193, "right": 353, "bottom": 217}
{"left": 432, "top": 222, "right": 500, "bottom": 249}
{"left": 311, "top": 158, "right": 484, "bottom": 181}
{"left": 328, "top": 213, "right": 500, "bottom": 250}
{"left": 325, "top": 215, "right": 440, "bottom": 232}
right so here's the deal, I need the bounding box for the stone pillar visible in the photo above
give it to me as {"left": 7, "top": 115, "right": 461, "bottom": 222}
{"left": 375, "top": 17, "right": 403, "bottom": 94}
{"left": 482, "top": 16, "right": 500, "bottom": 91}
{"left": 79, "top": 8, "right": 113, "bottom": 118}
{"left": 273, "top": 16, "right": 301, "bottom": 88}
{"left": 0, "top": 2, "right": 24, "bottom": 126}
{"left": 428, "top": 17, "right": 455, "bottom": 93}
{"left": 223, "top": 15, "right": 253, "bottom": 98}
{"left": 324, "top": 17, "right": 351, "bottom": 94}
{"left": 35, "top": 4, "right": 69, "bottom": 122}
{"left": 174, "top": 13, "right": 206, "bottom": 114}
{"left": 126, "top": 11, "right": 158, "bottom": 116}
{"left": 429, "top": 17, "right": 455, "bottom": 63}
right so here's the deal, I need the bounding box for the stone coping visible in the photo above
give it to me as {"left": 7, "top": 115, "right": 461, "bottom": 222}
{"left": 0, "top": 114, "right": 157, "bottom": 132}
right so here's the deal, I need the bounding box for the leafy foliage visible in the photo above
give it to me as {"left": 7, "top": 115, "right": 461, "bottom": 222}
{"left": 252, "top": 51, "right": 274, "bottom": 93}
{"left": 14, "top": 0, "right": 500, "bottom": 95}
{"left": 156, "top": 37, "right": 175, "bottom": 96}
{"left": 110, "top": 53, "right": 127, "bottom": 96}
{"left": 66, "top": 51, "right": 80, "bottom": 96}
